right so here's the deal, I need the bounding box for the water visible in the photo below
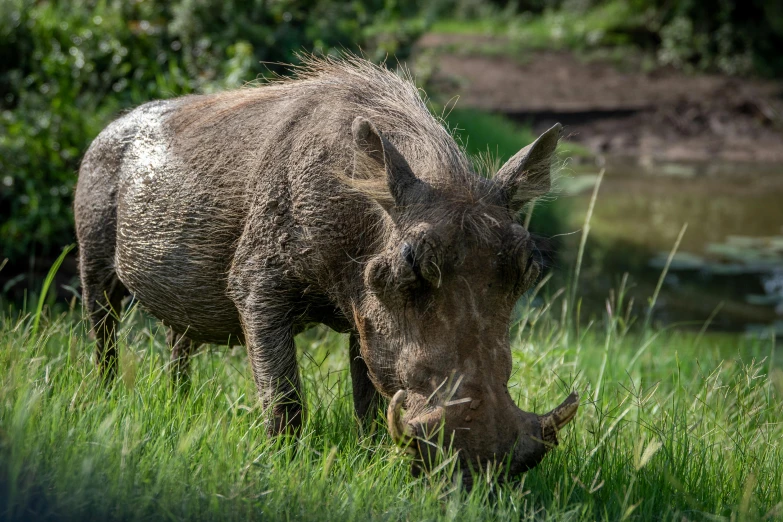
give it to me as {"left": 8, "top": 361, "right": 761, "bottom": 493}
{"left": 552, "top": 159, "right": 783, "bottom": 335}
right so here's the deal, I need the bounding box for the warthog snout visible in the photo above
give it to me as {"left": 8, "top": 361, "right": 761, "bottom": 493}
{"left": 387, "top": 388, "right": 579, "bottom": 478}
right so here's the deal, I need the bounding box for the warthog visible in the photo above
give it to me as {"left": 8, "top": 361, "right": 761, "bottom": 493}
{"left": 74, "top": 57, "right": 577, "bottom": 478}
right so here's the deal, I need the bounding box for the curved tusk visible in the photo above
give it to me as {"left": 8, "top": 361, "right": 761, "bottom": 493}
{"left": 539, "top": 391, "right": 579, "bottom": 446}
{"left": 387, "top": 389, "right": 414, "bottom": 446}
{"left": 543, "top": 391, "right": 579, "bottom": 429}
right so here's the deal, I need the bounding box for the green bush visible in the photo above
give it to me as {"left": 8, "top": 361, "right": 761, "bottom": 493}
{"left": 433, "top": 0, "right": 783, "bottom": 76}
{"left": 640, "top": 0, "right": 783, "bottom": 76}
{"left": 0, "top": 0, "right": 429, "bottom": 266}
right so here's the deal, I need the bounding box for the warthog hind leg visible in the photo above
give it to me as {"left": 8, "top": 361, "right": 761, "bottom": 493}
{"left": 167, "top": 329, "right": 199, "bottom": 388}
{"left": 79, "top": 245, "right": 127, "bottom": 382}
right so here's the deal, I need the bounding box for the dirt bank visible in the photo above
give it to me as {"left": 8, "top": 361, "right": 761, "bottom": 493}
{"left": 416, "top": 34, "right": 783, "bottom": 162}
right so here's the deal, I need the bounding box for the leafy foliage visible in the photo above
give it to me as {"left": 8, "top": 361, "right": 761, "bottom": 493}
{"left": 0, "top": 0, "right": 429, "bottom": 265}
{"left": 643, "top": 0, "right": 783, "bottom": 76}
{"left": 434, "top": 0, "right": 783, "bottom": 76}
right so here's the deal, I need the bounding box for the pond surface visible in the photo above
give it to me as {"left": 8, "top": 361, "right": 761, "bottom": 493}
{"left": 553, "top": 159, "right": 783, "bottom": 335}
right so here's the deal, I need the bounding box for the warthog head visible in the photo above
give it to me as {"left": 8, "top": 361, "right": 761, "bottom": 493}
{"left": 349, "top": 116, "right": 578, "bottom": 479}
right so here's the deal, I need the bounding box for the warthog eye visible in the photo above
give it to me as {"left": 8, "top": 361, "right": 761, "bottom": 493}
{"left": 365, "top": 246, "right": 419, "bottom": 297}
{"left": 400, "top": 239, "right": 442, "bottom": 288}
{"left": 401, "top": 242, "right": 416, "bottom": 271}
{"left": 500, "top": 225, "right": 538, "bottom": 296}
{"left": 400, "top": 224, "right": 444, "bottom": 288}
{"left": 366, "top": 228, "right": 443, "bottom": 299}
{"left": 399, "top": 242, "right": 428, "bottom": 288}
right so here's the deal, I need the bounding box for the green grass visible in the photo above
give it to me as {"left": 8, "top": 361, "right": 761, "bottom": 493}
{"left": 0, "top": 114, "right": 779, "bottom": 519}
{"left": 430, "top": 1, "right": 639, "bottom": 52}
{"left": 427, "top": 1, "right": 654, "bottom": 73}
{"left": 1, "top": 281, "right": 782, "bottom": 520}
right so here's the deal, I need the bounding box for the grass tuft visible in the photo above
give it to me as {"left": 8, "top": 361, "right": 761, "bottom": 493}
{"left": 0, "top": 276, "right": 781, "bottom": 520}
{"left": 30, "top": 244, "right": 75, "bottom": 340}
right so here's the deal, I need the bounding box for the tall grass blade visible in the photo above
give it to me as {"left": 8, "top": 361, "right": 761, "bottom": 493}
{"left": 643, "top": 223, "right": 687, "bottom": 333}
{"left": 31, "top": 244, "right": 75, "bottom": 338}
{"left": 593, "top": 325, "right": 612, "bottom": 401}
{"left": 571, "top": 168, "right": 604, "bottom": 323}
{"left": 694, "top": 301, "right": 724, "bottom": 347}
{"left": 523, "top": 199, "right": 536, "bottom": 229}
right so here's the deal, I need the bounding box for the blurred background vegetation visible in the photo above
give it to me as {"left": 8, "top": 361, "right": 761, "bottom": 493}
{"left": 433, "top": 0, "right": 783, "bottom": 75}
{"left": 1, "top": 0, "right": 782, "bottom": 331}
{"left": 0, "top": 0, "right": 429, "bottom": 269}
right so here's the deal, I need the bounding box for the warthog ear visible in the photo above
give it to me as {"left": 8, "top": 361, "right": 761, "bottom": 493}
{"left": 494, "top": 123, "right": 562, "bottom": 212}
{"left": 352, "top": 116, "right": 425, "bottom": 211}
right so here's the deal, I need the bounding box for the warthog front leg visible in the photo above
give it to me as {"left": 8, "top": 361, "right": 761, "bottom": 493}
{"left": 234, "top": 282, "right": 303, "bottom": 435}
{"left": 246, "top": 322, "right": 302, "bottom": 435}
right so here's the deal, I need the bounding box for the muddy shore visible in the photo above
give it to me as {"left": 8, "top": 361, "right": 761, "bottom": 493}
{"left": 417, "top": 34, "right": 783, "bottom": 163}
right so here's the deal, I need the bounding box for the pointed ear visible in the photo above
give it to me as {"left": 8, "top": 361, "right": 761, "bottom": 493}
{"left": 352, "top": 116, "right": 425, "bottom": 210}
{"left": 494, "top": 123, "right": 561, "bottom": 211}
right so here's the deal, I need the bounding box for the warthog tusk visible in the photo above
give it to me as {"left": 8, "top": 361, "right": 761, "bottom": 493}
{"left": 539, "top": 391, "right": 579, "bottom": 447}
{"left": 387, "top": 389, "right": 414, "bottom": 446}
